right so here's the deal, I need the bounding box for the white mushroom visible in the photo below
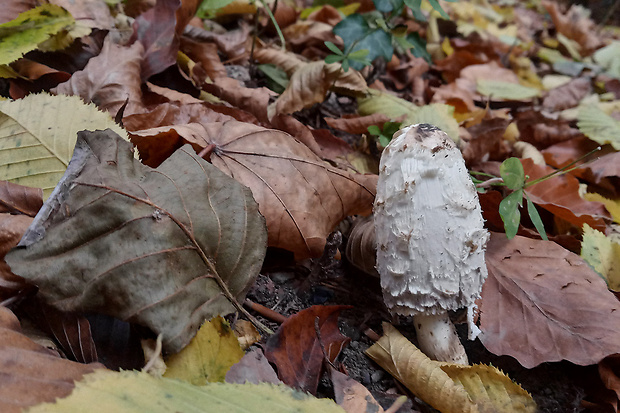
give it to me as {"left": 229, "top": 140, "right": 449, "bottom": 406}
{"left": 373, "top": 124, "right": 489, "bottom": 364}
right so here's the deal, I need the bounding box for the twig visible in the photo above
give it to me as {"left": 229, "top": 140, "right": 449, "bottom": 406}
{"left": 384, "top": 396, "right": 408, "bottom": 413}
{"left": 244, "top": 298, "right": 287, "bottom": 324}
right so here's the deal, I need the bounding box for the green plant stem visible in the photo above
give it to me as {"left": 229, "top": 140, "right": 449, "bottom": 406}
{"left": 258, "top": 0, "right": 285, "bottom": 50}
{"left": 524, "top": 146, "right": 602, "bottom": 188}
{"left": 476, "top": 177, "right": 504, "bottom": 189}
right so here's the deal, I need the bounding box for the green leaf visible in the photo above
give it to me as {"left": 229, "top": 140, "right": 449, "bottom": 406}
{"left": 341, "top": 58, "right": 350, "bottom": 72}
{"left": 5, "top": 130, "right": 268, "bottom": 354}
{"left": 406, "top": 32, "right": 431, "bottom": 62}
{"left": 476, "top": 80, "right": 540, "bottom": 100}
{"left": 334, "top": 15, "right": 393, "bottom": 69}
{"left": 404, "top": 0, "right": 424, "bottom": 20}
{"left": 28, "top": 370, "right": 347, "bottom": 413}
{"left": 367, "top": 125, "right": 381, "bottom": 135}
{"left": 0, "top": 4, "right": 75, "bottom": 66}
{"left": 325, "top": 54, "right": 344, "bottom": 64}
{"left": 257, "top": 64, "right": 289, "bottom": 94}
{"left": 197, "top": 0, "right": 236, "bottom": 17}
{"left": 499, "top": 190, "right": 523, "bottom": 239}
{"left": 525, "top": 194, "right": 548, "bottom": 241}
{"left": 577, "top": 105, "right": 620, "bottom": 150}
{"left": 500, "top": 158, "right": 525, "bottom": 190}
{"left": 428, "top": 0, "right": 449, "bottom": 19}
{"left": 0, "top": 93, "right": 128, "bottom": 198}
{"left": 581, "top": 224, "right": 620, "bottom": 291}
{"left": 348, "top": 48, "right": 370, "bottom": 60}
{"left": 324, "top": 41, "right": 344, "bottom": 55}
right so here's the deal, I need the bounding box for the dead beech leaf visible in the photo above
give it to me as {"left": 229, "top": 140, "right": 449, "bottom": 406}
{"left": 130, "top": 0, "right": 181, "bottom": 80}
{"left": 0, "top": 306, "right": 103, "bottom": 413}
{"left": 203, "top": 77, "right": 275, "bottom": 124}
{"left": 325, "top": 114, "right": 390, "bottom": 135}
{"left": 6, "top": 129, "right": 267, "bottom": 353}
{"left": 480, "top": 233, "right": 620, "bottom": 368}
{"left": 522, "top": 158, "right": 609, "bottom": 231}
{"left": 180, "top": 37, "right": 227, "bottom": 80}
{"left": 0, "top": 214, "right": 35, "bottom": 304}
{"left": 345, "top": 215, "right": 378, "bottom": 277}
{"left": 225, "top": 347, "right": 281, "bottom": 385}
{"left": 264, "top": 305, "right": 351, "bottom": 394}
{"left": 541, "top": 0, "right": 601, "bottom": 55}
{"left": 253, "top": 47, "right": 305, "bottom": 77}
{"left": 52, "top": 36, "right": 145, "bottom": 117}
{"left": 329, "top": 367, "right": 385, "bottom": 413}
{"left": 542, "top": 77, "right": 591, "bottom": 112}
{"left": 0, "top": 181, "right": 42, "bottom": 217}
{"left": 366, "top": 323, "right": 536, "bottom": 413}
{"left": 365, "top": 323, "right": 478, "bottom": 413}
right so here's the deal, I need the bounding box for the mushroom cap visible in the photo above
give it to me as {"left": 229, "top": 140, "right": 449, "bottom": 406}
{"left": 374, "top": 124, "right": 489, "bottom": 316}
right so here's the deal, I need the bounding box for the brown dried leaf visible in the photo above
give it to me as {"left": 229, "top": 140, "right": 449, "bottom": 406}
{"left": 325, "top": 114, "right": 390, "bottom": 135}
{"left": 345, "top": 215, "right": 378, "bottom": 277}
{"left": 542, "top": 0, "right": 602, "bottom": 55}
{"left": 542, "top": 77, "right": 591, "bottom": 112}
{"left": 264, "top": 305, "right": 351, "bottom": 394}
{"left": 461, "top": 118, "right": 511, "bottom": 165}
{"left": 522, "top": 158, "right": 609, "bottom": 231}
{"left": 203, "top": 77, "right": 275, "bottom": 124}
{"left": 329, "top": 367, "right": 385, "bottom": 413}
{"left": 0, "top": 214, "right": 34, "bottom": 304}
{"left": 480, "top": 233, "right": 620, "bottom": 368}
{"left": 130, "top": 0, "right": 181, "bottom": 80}
{"left": 180, "top": 37, "right": 227, "bottom": 80}
{"left": 52, "top": 36, "right": 145, "bottom": 117}
{"left": 51, "top": 0, "right": 115, "bottom": 30}
{"left": 225, "top": 347, "right": 281, "bottom": 385}
{"left": 0, "top": 306, "right": 103, "bottom": 413}
{"left": 131, "top": 121, "right": 375, "bottom": 258}
{"left": 515, "top": 109, "right": 584, "bottom": 148}
{"left": 0, "top": 181, "right": 42, "bottom": 217}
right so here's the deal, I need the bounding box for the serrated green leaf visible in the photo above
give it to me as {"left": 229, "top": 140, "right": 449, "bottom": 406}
{"left": 477, "top": 80, "right": 540, "bottom": 100}
{"left": 324, "top": 41, "right": 344, "bottom": 55}
{"left": 525, "top": 194, "right": 548, "bottom": 241}
{"left": 0, "top": 93, "right": 128, "bottom": 198}
{"left": 500, "top": 158, "right": 525, "bottom": 190}
{"left": 26, "top": 370, "right": 346, "bottom": 413}
{"left": 499, "top": 190, "right": 523, "bottom": 239}
{"left": 577, "top": 105, "right": 620, "bottom": 150}
{"left": 6, "top": 130, "right": 267, "bottom": 353}
{"left": 0, "top": 4, "right": 74, "bottom": 66}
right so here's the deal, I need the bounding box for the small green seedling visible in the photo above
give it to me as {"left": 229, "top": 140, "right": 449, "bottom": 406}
{"left": 324, "top": 41, "right": 371, "bottom": 72}
{"left": 368, "top": 121, "right": 402, "bottom": 147}
{"left": 476, "top": 147, "right": 601, "bottom": 241}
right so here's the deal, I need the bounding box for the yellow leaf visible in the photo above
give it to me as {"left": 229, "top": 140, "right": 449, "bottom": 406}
{"left": 26, "top": 370, "right": 347, "bottom": 413}
{"left": 0, "top": 93, "right": 128, "bottom": 198}
{"left": 581, "top": 224, "right": 620, "bottom": 292}
{"left": 583, "top": 192, "right": 620, "bottom": 224}
{"left": 164, "top": 316, "right": 244, "bottom": 385}
{"left": 0, "top": 4, "right": 75, "bottom": 66}
{"left": 366, "top": 323, "right": 536, "bottom": 413}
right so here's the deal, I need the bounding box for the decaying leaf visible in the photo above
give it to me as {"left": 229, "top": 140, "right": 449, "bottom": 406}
{"left": 480, "top": 233, "right": 620, "bottom": 368}
{"left": 366, "top": 323, "right": 535, "bottom": 413}
{"left": 329, "top": 367, "right": 385, "bottom": 413}
{"left": 265, "top": 305, "right": 351, "bottom": 394}
{"left": 6, "top": 129, "right": 267, "bottom": 353}
{"left": 0, "top": 181, "right": 43, "bottom": 217}
{"left": 225, "top": 347, "right": 281, "bottom": 385}
{"left": 0, "top": 93, "right": 127, "bottom": 198}
{"left": 581, "top": 224, "right": 620, "bottom": 291}
{"left": 27, "top": 370, "right": 347, "bottom": 413}
{"left": 131, "top": 120, "right": 375, "bottom": 259}
{"left": 0, "top": 306, "right": 103, "bottom": 413}
{"left": 164, "top": 316, "right": 244, "bottom": 385}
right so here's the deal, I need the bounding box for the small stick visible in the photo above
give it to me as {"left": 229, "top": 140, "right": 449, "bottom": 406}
{"left": 244, "top": 298, "right": 287, "bottom": 324}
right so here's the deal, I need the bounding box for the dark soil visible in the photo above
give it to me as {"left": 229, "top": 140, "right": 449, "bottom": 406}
{"left": 247, "top": 228, "right": 597, "bottom": 413}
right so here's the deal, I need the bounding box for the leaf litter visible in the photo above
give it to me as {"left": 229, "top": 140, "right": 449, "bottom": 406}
{"left": 0, "top": 0, "right": 620, "bottom": 411}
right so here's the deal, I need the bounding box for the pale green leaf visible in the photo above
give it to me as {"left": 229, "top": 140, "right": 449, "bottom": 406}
{"left": 26, "top": 370, "right": 346, "bottom": 413}
{"left": 581, "top": 224, "right": 620, "bottom": 291}
{"left": 577, "top": 105, "right": 620, "bottom": 150}
{"left": 476, "top": 80, "right": 540, "bottom": 100}
{"left": 0, "top": 93, "right": 128, "bottom": 198}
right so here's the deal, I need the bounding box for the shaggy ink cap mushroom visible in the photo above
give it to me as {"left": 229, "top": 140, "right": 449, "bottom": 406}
{"left": 374, "top": 124, "right": 489, "bottom": 364}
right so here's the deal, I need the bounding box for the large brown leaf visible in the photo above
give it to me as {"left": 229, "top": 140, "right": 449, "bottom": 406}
{"left": 0, "top": 306, "right": 103, "bottom": 413}
{"left": 264, "top": 305, "right": 351, "bottom": 394}
{"left": 52, "top": 36, "right": 145, "bottom": 117}
{"left": 6, "top": 129, "right": 267, "bottom": 353}
{"left": 480, "top": 233, "right": 620, "bottom": 368}
{"left": 131, "top": 120, "right": 376, "bottom": 259}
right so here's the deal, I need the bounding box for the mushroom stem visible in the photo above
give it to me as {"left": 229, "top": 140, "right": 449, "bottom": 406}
{"left": 413, "top": 311, "right": 468, "bottom": 365}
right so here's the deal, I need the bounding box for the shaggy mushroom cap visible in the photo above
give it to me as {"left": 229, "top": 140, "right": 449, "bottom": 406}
{"left": 374, "top": 124, "right": 489, "bottom": 316}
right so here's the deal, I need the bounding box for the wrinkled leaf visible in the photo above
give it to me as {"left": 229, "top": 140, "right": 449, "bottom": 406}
{"left": 366, "top": 323, "right": 535, "bottom": 412}
{"left": 6, "top": 129, "right": 267, "bottom": 353}
{"left": 265, "top": 305, "right": 351, "bottom": 394}
{"left": 164, "top": 316, "right": 244, "bottom": 385}
{"left": 27, "top": 370, "right": 347, "bottom": 413}
{"left": 480, "top": 233, "right": 620, "bottom": 368}
{"left": 0, "top": 181, "right": 42, "bottom": 216}
{"left": 330, "top": 367, "right": 385, "bottom": 413}
{"left": 577, "top": 105, "right": 620, "bottom": 150}
{"left": 131, "top": 120, "right": 376, "bottom": 259}
{"left": 0, "top": 306, "right": 103, "bottom": 413}
{"left": 0, "top": 93, "right": 128, "bottom": 198}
